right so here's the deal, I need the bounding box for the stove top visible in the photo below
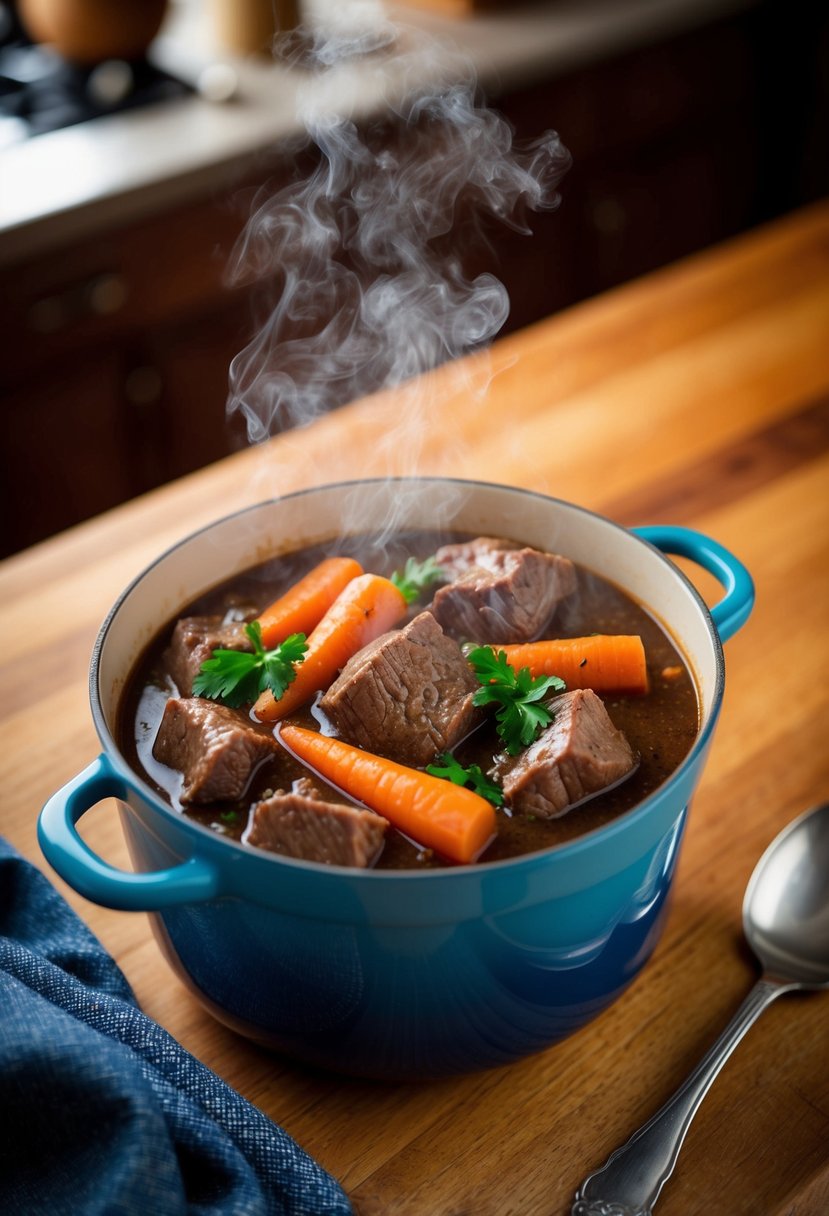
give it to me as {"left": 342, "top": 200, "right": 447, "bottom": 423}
{"left": 0, "top": 8, "right": 192, "bottom": 145}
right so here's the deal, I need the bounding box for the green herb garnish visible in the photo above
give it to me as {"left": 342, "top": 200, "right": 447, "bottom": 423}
{"left": 427, "top": 752, "right": 504, "bottom": 806}
{"left": 390, "top": 555, "right": 444, "bottom": 605}
{"left": 192, "top": 622, "right": 308, "bottom": 708}
{"left": 467, "top": 645, "right": 565, "bottom": 755}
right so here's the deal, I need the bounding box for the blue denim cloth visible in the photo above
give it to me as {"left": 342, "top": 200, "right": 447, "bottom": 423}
{"left": 0, "top": 839, "right": 353, "bottom": 1216}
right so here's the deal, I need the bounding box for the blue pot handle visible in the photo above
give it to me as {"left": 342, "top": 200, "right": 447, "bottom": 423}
{"left": 634, "top": 525, "right": 754, "bottom": 643}
{"left": 38, "top": 754, "right": 222, "bottom": 911}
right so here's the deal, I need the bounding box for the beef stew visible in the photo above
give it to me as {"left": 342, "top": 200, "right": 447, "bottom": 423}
{"left": 118, "top": 529, "right": 699, "bottom": 869}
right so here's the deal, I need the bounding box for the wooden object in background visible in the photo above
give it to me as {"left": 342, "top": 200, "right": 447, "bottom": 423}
{"left": 210, "top": 0, "right": 300, "bottom": 55}
{"left": 17, "top": 0, "right": 169, "bottom": 63}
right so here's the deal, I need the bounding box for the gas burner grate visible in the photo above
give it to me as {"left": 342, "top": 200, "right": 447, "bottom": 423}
{"left": 0, "top": 33, "right": 192, "bottom": 140}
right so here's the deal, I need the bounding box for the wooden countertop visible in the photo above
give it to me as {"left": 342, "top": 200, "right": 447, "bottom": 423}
{"left": 2, "top": 200, "right": 828, "bottom": 1215}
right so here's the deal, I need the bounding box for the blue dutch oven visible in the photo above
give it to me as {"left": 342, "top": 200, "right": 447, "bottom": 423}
{"left": 38, "top": 480, "right": 754, "bottom": 1079}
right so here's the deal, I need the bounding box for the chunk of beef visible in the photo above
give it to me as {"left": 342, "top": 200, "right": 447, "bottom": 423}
{"left": 494, "top": 689, "right": 637, "bottom": 818}
{"left": 431, "top": 539, "right": 576, "bottom": 644}
{"left": 433, "top": 536, "right": 517, "bottom": 580}
{"left": 244, "top": 777, "right": 388, "bottom": 867}
{"left": 152, "top": 696, "right": 278, "bottom": 804}
{"left": 164, "top": 616, "right": 252, "bottom": 696}
{"left": 319, "top": 611, "right": 483, "bottom": 767}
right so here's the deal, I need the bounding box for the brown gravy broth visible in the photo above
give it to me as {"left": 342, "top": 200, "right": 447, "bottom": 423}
{"left": 118, "top": 530, "right": 699, "bottom": 868}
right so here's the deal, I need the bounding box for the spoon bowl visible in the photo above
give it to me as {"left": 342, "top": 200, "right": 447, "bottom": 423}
{"left": 744, "top": 802, "right": 829, "bottom": 987}
{"left": 573, "top": 801, "right": 829, "bottom": 1216}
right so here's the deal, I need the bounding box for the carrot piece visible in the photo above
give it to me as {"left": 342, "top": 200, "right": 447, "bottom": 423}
{"left": 253, "top": 573, "right": 407, "bottom": 721}
{"left": 499, "top": 635, "right": 649, "bottom": 695}
{"left": 256, "top": 556, "right": 363, "bottom": 649}
{"left": 279, "top": 724, "right": 497, "bottom": 865}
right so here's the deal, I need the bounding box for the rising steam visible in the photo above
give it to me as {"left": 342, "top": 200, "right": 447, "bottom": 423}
{"left": 225, "top": 15, "right": 571, "bottom": 450}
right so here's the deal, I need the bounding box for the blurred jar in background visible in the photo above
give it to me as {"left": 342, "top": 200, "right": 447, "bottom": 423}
{"left": 210, "top": 0, "right": 301, "bottom": 57}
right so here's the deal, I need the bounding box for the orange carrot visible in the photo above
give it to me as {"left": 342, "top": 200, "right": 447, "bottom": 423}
{"left": 256, "top": 556, "right": 363, "bottom": 649}
{"left": 254, "top": 573, "right": 407, "bottom": 721}
{"left": 499, "top": 635, "right": 649, "bottom": 695}
{"left": 279, "top": 724, "right": 497, "bottom": 865}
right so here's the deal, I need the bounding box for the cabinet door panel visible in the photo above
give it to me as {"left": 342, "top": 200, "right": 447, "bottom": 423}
{"left": 1, "top": 353, "right": 129, "bottom": 556}
{"left": 145, "top": 301, "right": 254, "bottom": 480}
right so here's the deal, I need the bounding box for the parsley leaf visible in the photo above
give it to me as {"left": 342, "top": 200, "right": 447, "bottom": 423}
{"left": 467, "top": 645, "right": 566, "bottom": 755}
{"left": 390, "top": 555, "right": 444, "bottom": 605}
{"left": 426, "top": 752, "right": 504, "bottom": 807}
{"left": 192, "top": 622, "right": 307, "bottom": 708}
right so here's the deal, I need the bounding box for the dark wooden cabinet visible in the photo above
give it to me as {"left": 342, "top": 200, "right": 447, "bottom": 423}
{"left": 2, "top": 351, "right": 129, "bottom": 552}
{"left": 489, "top": 1, "right": 828, "bottom": 330}
{"left": 0, "top": 191, "right": 257, "bottom": 555}
{"left": 1, "top": 0, "right": 826, "bottom": 556}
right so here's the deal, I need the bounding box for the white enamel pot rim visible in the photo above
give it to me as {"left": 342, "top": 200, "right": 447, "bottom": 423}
{"left": 78, "top": 477, "right": 753, "bottom": 890}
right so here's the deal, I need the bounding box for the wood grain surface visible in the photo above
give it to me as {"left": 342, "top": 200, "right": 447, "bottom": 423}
{"left": 2, "top": 201, "right": 828, "bottom": 1216}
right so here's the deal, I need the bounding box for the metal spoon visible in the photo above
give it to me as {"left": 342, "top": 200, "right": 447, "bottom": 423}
{"left": 572, "top": 801, "right": 829, "bottom": 1216}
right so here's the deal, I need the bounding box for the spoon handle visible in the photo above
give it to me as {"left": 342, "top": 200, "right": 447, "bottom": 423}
{"left": 572, "top": 977, "right": 787, "bottom": 1216}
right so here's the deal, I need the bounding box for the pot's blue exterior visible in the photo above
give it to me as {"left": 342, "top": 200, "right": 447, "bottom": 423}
{"left": 100, "top": 731, "right": 706, "bottom": 1079}
{"left": 37, "top": 487, "right": 753, "bottom": 1079}
{"left": 134, "top": 809, "right": 687, "bottom": 1078}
